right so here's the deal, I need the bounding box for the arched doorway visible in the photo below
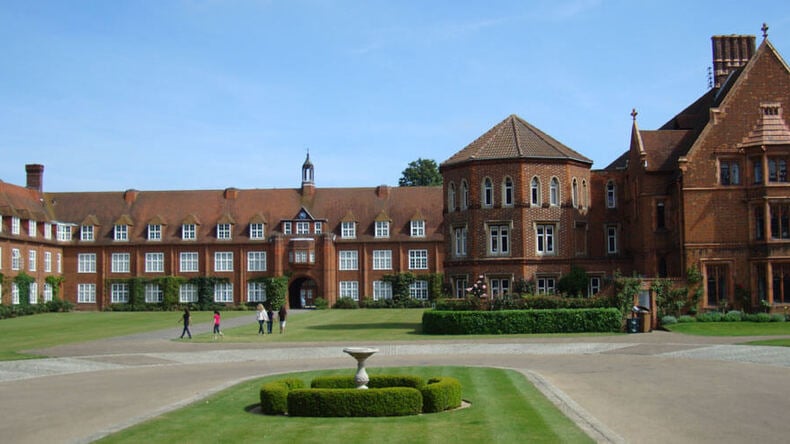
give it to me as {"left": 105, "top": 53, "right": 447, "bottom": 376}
{"left": 289, "top": 277, "right": 318, "bottom": 308}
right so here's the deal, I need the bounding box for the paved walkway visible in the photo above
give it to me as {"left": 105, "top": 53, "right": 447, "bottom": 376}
{"left": 1, "top": 314, "right": 790, "bottom": 444}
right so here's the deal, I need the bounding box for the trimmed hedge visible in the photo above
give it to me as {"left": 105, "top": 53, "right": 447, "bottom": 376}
{"left": 288, "top": 387, "right": 422, "bottom": 417}
{"left": 259, "top": 377, "right": 306, "bottom": 415}
{"left": 422, "top": 308, "right": 622, "bottom": 334}
{"left": 421, "top": 377, "right": 462, "bottom": 413}
{"left": 311, "top": 375, "right": 424, "bottom": 389}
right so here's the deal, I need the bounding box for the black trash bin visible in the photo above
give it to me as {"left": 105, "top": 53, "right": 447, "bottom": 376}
{"left": 627, "top": 317, "right": 639, "bottom": 333}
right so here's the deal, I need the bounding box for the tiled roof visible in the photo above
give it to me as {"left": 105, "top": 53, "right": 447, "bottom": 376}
{"left": 442, "top": 114, "right": 592, "bottom": 167}
{"left": 44, "top": 185, "right": 443, "bottom": 244}
{"left": 640, "top": 130, "right": 696, "bottom": 172}
{"left": 739, "top": 104, "right": 790, "bottom": 147}
{"left": 0, "top": 181, "right": 51, "bottom": 221}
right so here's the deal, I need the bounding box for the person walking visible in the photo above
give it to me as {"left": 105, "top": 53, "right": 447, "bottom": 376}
{"left": 212, "top": 310, "right": 223, "bottom": 340}
{"left": 278, "top": 305, "right": 288, "bottom": 334}
{"left": 266, "top": 305, "right": 274, "bottom": 334}
{"left": 179, "top": 308, "right": 192, "bottom": 339}
{"left": 255, "top": 303, "right": 269, "bottom": 335}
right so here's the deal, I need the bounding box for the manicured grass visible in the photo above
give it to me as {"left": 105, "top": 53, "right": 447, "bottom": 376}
{"left": 96, "top": 366, "right": 593, "bottom": 444}
{"left": 0, "top": 310, "right": 249, "bottom": 360}
{"left": 664, "top": 321, "right": 790, "bottom": 337}
{"left": 745, "top": 338, "right": 790, "bottom": 346}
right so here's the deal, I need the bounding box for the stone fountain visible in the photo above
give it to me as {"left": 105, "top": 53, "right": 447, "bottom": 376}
{"left": 342, "top": 347, "right": 379, "bottom": 389}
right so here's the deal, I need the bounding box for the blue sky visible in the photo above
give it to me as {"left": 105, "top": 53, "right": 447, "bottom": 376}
{"left": 2, "top": 1, "right": 789, "bottom": 192}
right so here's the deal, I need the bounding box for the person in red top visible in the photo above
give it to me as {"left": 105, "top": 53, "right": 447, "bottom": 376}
{"left": 212, "top": 310, "right": 223, "bottom": 340}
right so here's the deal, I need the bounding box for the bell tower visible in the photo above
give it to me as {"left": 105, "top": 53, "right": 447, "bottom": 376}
{"left": 301, "top": 151, "right": 315, "bottom": 196}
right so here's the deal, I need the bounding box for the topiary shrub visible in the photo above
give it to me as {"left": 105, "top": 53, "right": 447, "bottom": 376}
{"left": 422, "top": 308, "right": 622, "bottom": 334}
{"left": 260, "top": 378, "right": 306, "bottom": 415}
{"left": 769, "top": 313, "right": 786, "bottom": 322}
{"left": 287, "top": 387, "right": 422, "bottom": 417}
{"left": 420, "top": 376, "right": 462, "bottom": 413}
{"left": 661, "top": 315, "right": 678, "bottom": 325}
{"left": 724, "top": 310, "right": 743, "bottom": 322}
{"left": 311, "top": 375, "right": 424, "bottom": 389}
{"left": 744, "top": 312, "right": 772, "bottom": 322}
{"left": 696, "top": 311, "right": 724, "bottom": 322}
{"left": 677, "top": 315, "right": 696, "bottom": 323}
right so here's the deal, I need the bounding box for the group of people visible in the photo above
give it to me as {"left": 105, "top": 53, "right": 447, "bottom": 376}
{"left": 178, "top": 305, "right": 288, "bottom": 340}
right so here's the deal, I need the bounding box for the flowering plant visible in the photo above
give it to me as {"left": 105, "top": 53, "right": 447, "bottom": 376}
{"left": 466, "top": 275, "right": 487, "bottom": 299}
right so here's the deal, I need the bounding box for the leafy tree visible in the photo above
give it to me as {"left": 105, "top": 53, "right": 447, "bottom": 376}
{"left": 557, "top": 266, "right": 588, "bottom": 297}
{"left": 398, "top": 158, "right": 442, "bottom": 186}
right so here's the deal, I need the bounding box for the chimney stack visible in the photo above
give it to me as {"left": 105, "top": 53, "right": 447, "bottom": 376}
{"left": 25, "top": 164, "right": 44, "bottom": 192}
{"left": 712, "top": 35, "right": 756, "bottom": 88}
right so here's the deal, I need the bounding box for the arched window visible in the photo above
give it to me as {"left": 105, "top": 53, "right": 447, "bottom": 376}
{"left": 461, "top": 180, "right": 469, "bottom": 210}
{"left": 531, "top": 177, "right": 541, "bottom": 206}
{"left": 572, "top": 178, "right": 579, "bottom": 208}
{"left": 550, "top": 178, "right": 559, "bottom": 206}
{"left": 482, "top": 178, "right": 493, "bottom": 207}
{"left": 606, "top": 181, "right": 616, "bottom": 208}
{"left": 503, "top": 177, "right": 514, "bottom": 207}
{"left": 448, "top": 182, "right": 456, "bottom": 212}
{"left": 582, "top": 180, "right": 588, "bottom": 209}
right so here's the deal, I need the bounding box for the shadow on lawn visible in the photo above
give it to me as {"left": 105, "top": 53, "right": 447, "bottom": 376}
{"left": 306, "top": 322, "right": 422, "bottom": 333}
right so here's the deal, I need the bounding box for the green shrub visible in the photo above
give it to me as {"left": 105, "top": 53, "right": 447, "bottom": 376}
{"left": 696, "top": 312, "right": 724, "bottom": 322}
{"left": 661, "top": 315, "right": 677, "bottom": 325}
{"left": 677, "top": 315, "right": 696, "bottom": 323}
{"left": 311, "top": 375, "right": 424, "bottom": 389}
{"left": 770, "top": 313, "right": 786, "bottom": 322}
{"left": 422, "top": 308, "right": 622, "bottom": 334}
{"left": 288, "top": 387, "right": 422, "bottom": 417}
{"left": 420, "top": 376, "right": 462, "bottom": 413}
{"left": 313, "top": 297, "right": 329, "bottom": 310}
{"left": 259, "top": 378, "right": 306, "bottom": 415}
{"left": 724, "top": 310, "right": 743, "bottom": 322}
{"left": 333, "top": 297, "right": 359, "bottom": 309}
{"left": 744, "top": 312, "right": 772, "bottom": 322}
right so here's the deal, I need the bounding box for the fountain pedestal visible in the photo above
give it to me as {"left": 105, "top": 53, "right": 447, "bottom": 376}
{"left": 342, "top": 347, "right": 379, "bottom": 389}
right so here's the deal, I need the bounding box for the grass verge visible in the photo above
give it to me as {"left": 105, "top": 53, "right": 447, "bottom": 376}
{"left": 96, "top": 366, "right": 593, "bottom": 444}
{"left": 664, "top": 321, "right": 790, "bottom": 338}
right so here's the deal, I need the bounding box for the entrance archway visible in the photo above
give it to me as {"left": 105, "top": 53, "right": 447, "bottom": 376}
{"left": 289, "top": 277, "right": 318, "bottom": 308}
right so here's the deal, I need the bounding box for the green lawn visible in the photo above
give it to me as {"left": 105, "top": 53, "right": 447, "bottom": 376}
{"left": 0, "top": 310, "right": 249, "bottom": 360}
{"left": 664, "top": 321, "right": 790, "bottom": 338}
{"left": 96, "top": 366, "right": 593, "bottom": 444}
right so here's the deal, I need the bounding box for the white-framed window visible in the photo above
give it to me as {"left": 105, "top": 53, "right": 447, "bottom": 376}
{"left": 489, "top": 224, "right": 510, "bottom": 255}
{"left": 11, "top": 216, "right": 20, "bottom": 235}
{"left": 482, "top": 177, "right": 493, "bottom": 207}
{"left": 11, "top": 248, "right": 21, "bottom": 270}
{"left": 409, "top": 280, "right": 429, "bottom": 300}
{"left": 373, "top": 281, "right": 392, "bottom": 300}
{"left": 410, "top": 220, "right": 425, "bottom": 237}
{"left": 375, "top": 220, "right": 390, "bottom": 238}
{"left": 296, "top": 221, "right": 310, "bottom": 234}
{"left": 214, "top": 252, "right": 234, "bottom": 272}
{"left": 44, "top": 252, "right": 52, "bottom": 272}
{"left": 111, "top": 253, "right": 130, "bottom": 273}
{"left": 57, "top": 224, "right": 72, "bottom": 241}
{"left": 314, "top": 222, "right": 323, "bottom": 234}
{"left": 339, "top": 281, "right": 359, "bottom": 300}
{"left": 606, "top": 181, "right": 617, "bottom": 208}
{"left": 537, "top": 277, "right": 556, "bottom": 294}
{"left": 453, "top": 226, "right": 467, "bottom": 257}
{"left": 531, "top": 177, "right": 541, "bottom": 206}
{"left": 290, "top": 250, "right": 315, "bottom": 264}
{"left": 536, "top": 224, "right": 556, "bottom": 255}
{"left": 144, "top": 283, "right": 163, "bottom": 303}
{"left": 44, "top": 222, "right": 52, "bottom": 239}
{"left": 148, "top": 224, "right": 162, "bottom": 241}
{"left": 490, "top": 278, "right": 510, "bottom": 297}
{"left": 180, "top": 252, "right": 199, "bottom": 272}
{"left": 448, "top": 182, "right": 456, "bottom": 212}
{"left": 341, "top": 221, "right": 356, "bottom": 239}
{"left": 550, "top": 178, "right": 559, "bottom": 206}
{"left": 11, "top": 284, "right": 19, "bottom": 304}
{"left": 114, "top": 224, "right": 128, "bottom": 241}
{"left": 408, "top": 249, "right": 428, "bottom": 270}
{"left": 80, "top": 225, "right": 94, "bottom": 241}
{"left": 111, "top": 283, "right": 130, "bottom": 303}
{"left": 145, "top": 252, "right": 165, "bottom": 273}
{"left": 28, "top": 220, "right": 37, "bottom": 238}
{"left": 179, "top": 283, "right": 198, "bottom": 303}
{"left": 372, "top": 250, "right": 392, "bottom": 270}
{"left": 77, "top": 283, "right": 96, "bottom": 303}
{"left": 217, "top": 223, "right": 232, "bottom": 240}
{"left": 28, "top": 250, "right": 36, "bottom": 272}
{"left": 339, "top": 250, "right": 359, "bottom": 270}
{"left": 28, "top": 282, "right": 38, "bottom": 304}
{"left": 182, "top": 224, "right": 196, "bottom": 240}
{"left": 43, "top": 283, "right": 53, "bottom": 302}
{"left": 214, "top": 282, "right": 234, "bottom": 303}
{"left": 606, "top": 225, "right": 618, "bottom": 254}
{"left": 57, "top": 253, "right": 62, "bottom": 273}
{"left": 572, "top": 178, "right": 579, "bottom": 208}
{"left": 461, "top": 180, "right": 469, "bottom": 210}
{"left": 589, "top": 276, "right": 602, "bottom": 296}
{"left": 454, "top": 277, "right": 468, "bottom": 298}
{"left": 582, "top": 180, "right": 588, "bottom": 209}
{"left": 247, "top": 282, "right": 267, "bottom": 302}
{"left": 250, "top": 223, "right": 264, "bottom": 240}
{"left": 282, "top": 221, "right": 292, "bottom": 234}
{"left": 503, "top": 177, "right": 514, "bottom": 207}
{"left": 78, "top": 253, "right": 96, "bottom": 273}
{"left": 247, "top": 251, "right": 267, "bottom": 271}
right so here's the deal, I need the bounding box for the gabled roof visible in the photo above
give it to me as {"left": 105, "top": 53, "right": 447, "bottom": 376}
{"left": 0, "top": 180, "right": 51, "bottom": 221}
{"left": 442, "top": 114, "right": 592, "bottom": 167}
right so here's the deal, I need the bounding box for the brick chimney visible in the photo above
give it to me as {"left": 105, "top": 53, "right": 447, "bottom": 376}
{"left": 25, "top": 164, "right": 44, "bottom": 192}
{"left": 712, "top": 35, "right": 756, "bottom": 88}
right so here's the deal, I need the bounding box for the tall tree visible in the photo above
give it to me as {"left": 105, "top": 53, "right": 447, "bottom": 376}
{"left": 398, "top": 158, "right": 442, "bottom": 186}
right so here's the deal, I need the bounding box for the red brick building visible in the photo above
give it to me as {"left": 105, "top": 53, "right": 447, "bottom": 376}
{"left": 2, "top": 30, "right": 789, "bottom": 313}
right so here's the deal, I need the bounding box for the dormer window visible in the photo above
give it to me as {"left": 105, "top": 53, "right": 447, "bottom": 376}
{"left": 11, "top": 217, "right": 20, "bottom": 235}
{"left": 314, "top": 222, "right": 323, "bottom": 234}
{"left": 148, "top": 224, "right": 162, "bottom": 241}
{"left": 250, "top": 223, "right": 265, "bottom": 240}
{"left": 283, "top": 221, "right": 292, "bottom": 235}
{"left": 114, "top": 225, "right": 128, "bottom": 241}
{"left": 182, "top": 224, "right": 196, "bottom": 240}
{"left": 81, "top": 225, "right": 94, "bottom": 241}
{"left": 296, "top": 221, "right": 310, "bottom": 235}
{"left": 375, "top": 220, "right": 390, "bottom": 238}
{"left": 410, "top": 220, "right": 426, "bottom": 237}
{"left": 217, "top": 223, "right": 232, "bottom": 240}
{"left": 28, "top": 220, "right": 37, "bottom": 238}
{"left": 341, "top": 221, "right": 356, "bottom": 239}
